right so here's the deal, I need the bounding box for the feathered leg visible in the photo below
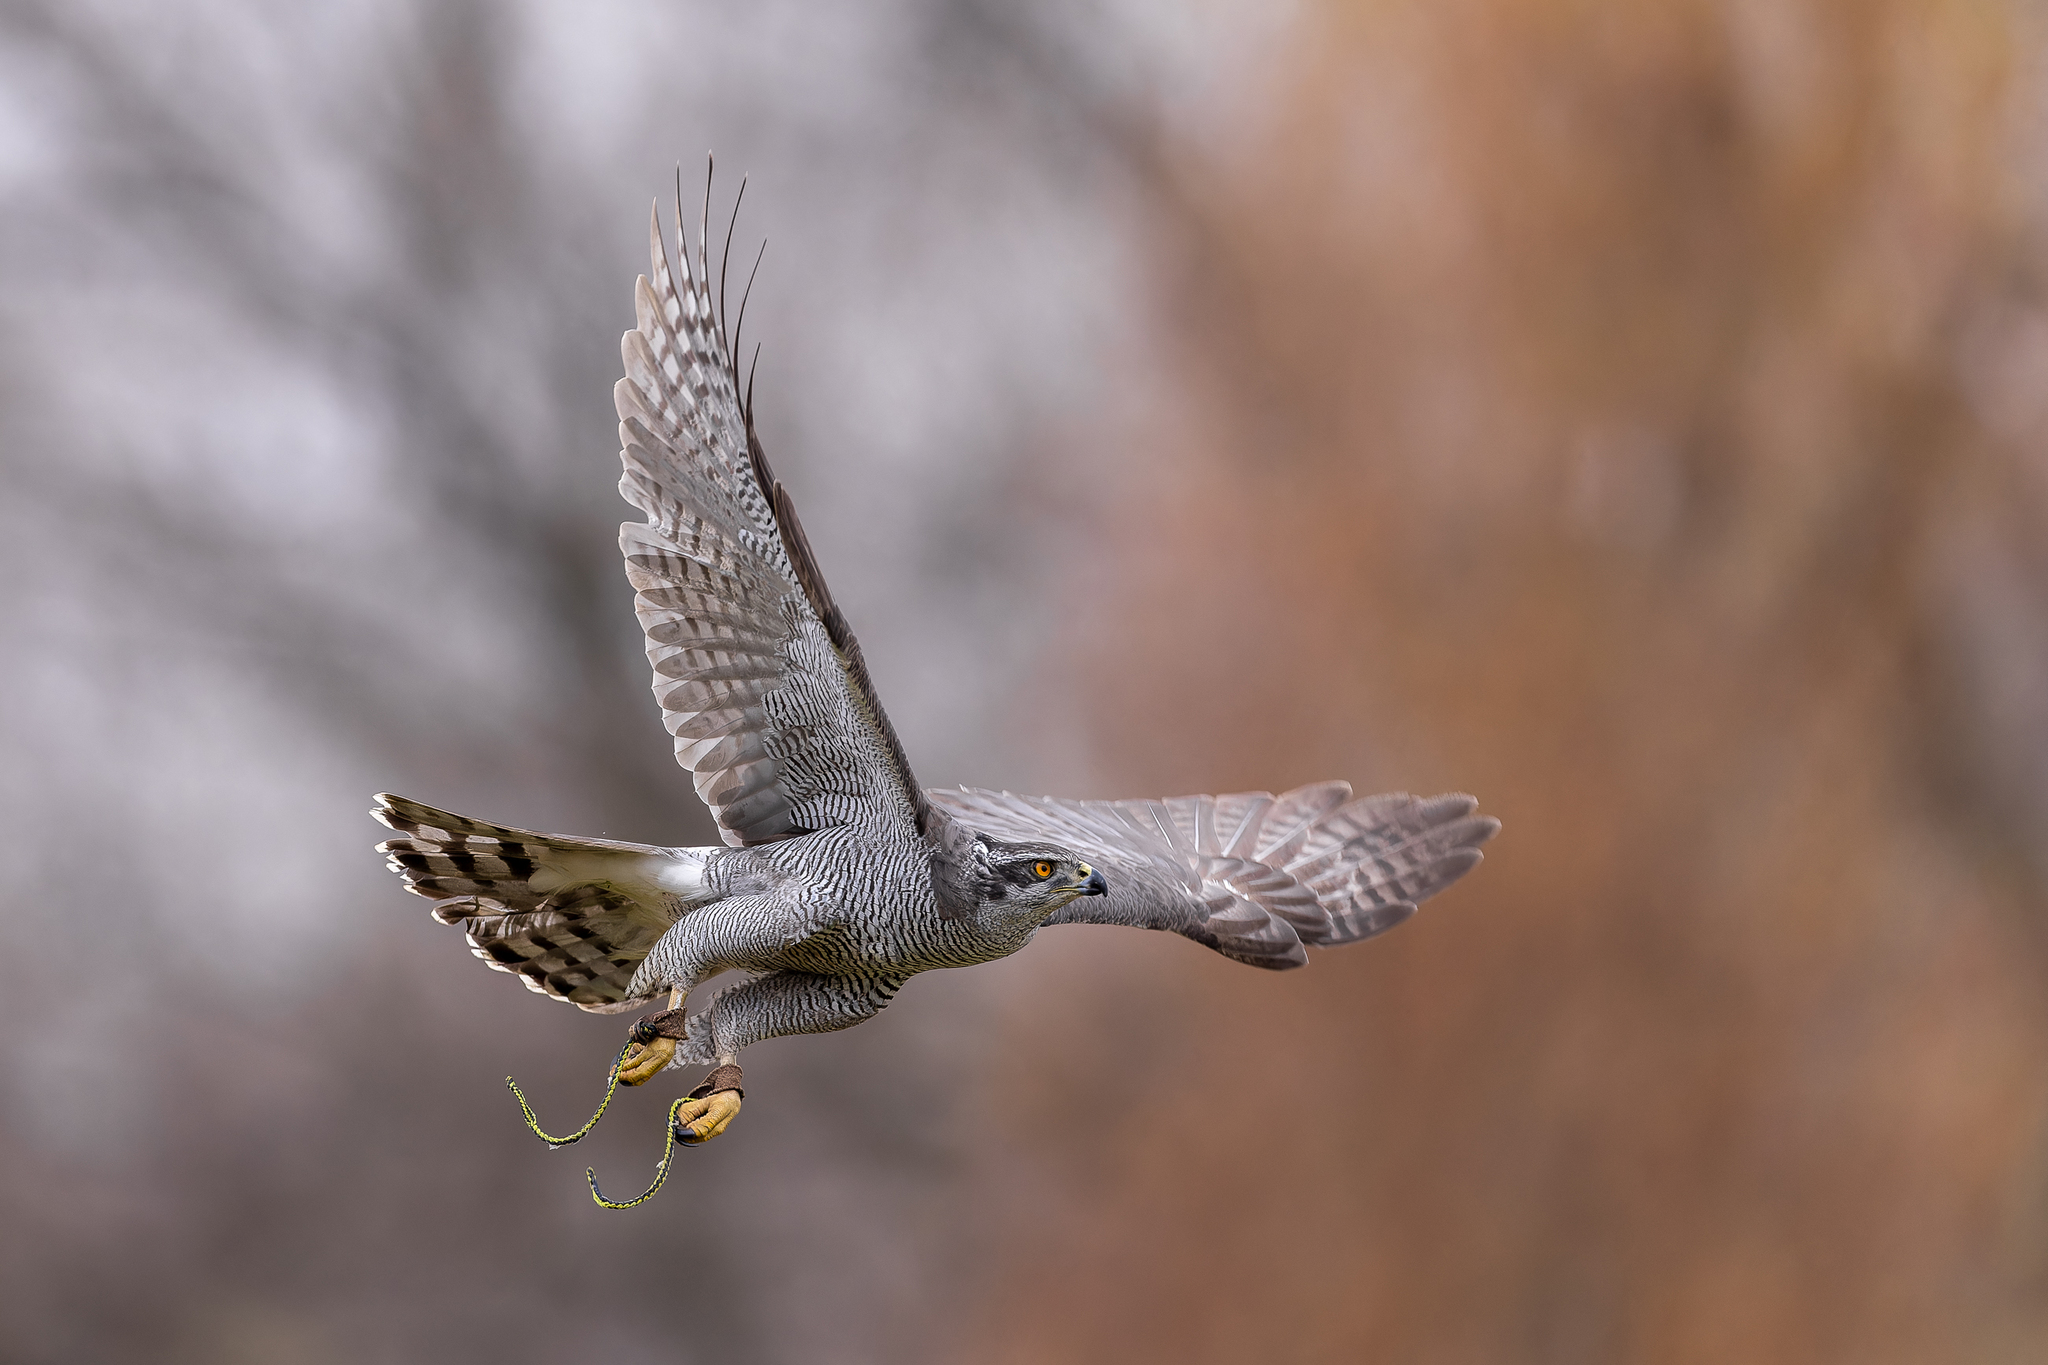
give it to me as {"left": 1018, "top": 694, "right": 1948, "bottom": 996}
{"left": 695, "top": 970, "right": 904, "bottom": 1059}
{"left": 611, "top": 894, "right": 795, "bottom": 1088}
{"left": 630, "top": 970, "right": 906, "bottom": 1145}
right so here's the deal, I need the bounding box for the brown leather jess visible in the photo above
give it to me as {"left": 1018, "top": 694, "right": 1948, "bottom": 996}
{"left": 627, "top": 1011, "right": 744, "bottom": 1098}
{"left": 688, "top": 1064, "right": 744, "bottom": 1100}
{"left": 630, "top": 1007, "right": 690, "bottom": 1042}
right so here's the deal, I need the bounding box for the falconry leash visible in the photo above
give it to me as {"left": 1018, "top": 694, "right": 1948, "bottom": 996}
{"left": 508, "top": 1017, "right": 743, "bottom": 1208}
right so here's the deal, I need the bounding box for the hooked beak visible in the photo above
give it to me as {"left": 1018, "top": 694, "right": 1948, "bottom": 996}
{"left": 1079, "top": 864, "right": 1108, "bottom": 897}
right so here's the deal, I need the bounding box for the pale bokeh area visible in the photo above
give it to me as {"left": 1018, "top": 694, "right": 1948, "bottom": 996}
{"left": 5, "top": 2, "right": 2048, "bottom": 1362}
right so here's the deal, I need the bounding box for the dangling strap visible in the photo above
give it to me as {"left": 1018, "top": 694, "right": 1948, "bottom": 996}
{"left": 589, "top": 1063, "right": 745, "bottom": 1205}
{"left": 506, "top": 1043, "right": 631, "bottom": 1149}
{"left": 586, "top": 1096, "right": 693, "bottom": 1209}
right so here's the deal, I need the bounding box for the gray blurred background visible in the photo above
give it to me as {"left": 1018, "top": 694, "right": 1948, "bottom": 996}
{"left": 7, "top": 1, "right": 2048, "bottom": 1361}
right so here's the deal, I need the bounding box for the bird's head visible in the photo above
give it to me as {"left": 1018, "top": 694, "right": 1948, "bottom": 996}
{"left": 970, "top": 836, "right": 1108, "bottom": 920}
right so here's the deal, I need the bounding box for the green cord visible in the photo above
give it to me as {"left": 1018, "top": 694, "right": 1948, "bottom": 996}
{"left": 510, "top": 1042, "right": 695, "bottom": 1208}
{"left": 506, "top": 1043, "right": 631, "bottom": 1149}
{"left": 586, "top": 1097, "right": 691, "bottom": 1209}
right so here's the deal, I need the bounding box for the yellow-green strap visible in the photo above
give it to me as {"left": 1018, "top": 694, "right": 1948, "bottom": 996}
{"left": 586, "top": 1098, "right": 691, "bottom": 1209}
{"left": 506, "top": 1043, "right": 631, "bottom": 1149}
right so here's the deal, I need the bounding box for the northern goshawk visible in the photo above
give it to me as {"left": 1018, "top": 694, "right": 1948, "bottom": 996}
{"left": 375, "top": 189, "right": 1499, "bottom": 1168}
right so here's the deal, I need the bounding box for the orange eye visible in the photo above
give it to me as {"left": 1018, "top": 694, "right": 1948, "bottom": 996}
{"left": 1033, "top": 860, "right": 1053, "bottom": 879}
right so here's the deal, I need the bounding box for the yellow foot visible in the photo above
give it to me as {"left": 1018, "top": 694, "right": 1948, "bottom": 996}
{"left": 617, "top": 1035, "right": 675, "bottom": 1086}
{"left": 673, "top": 1090, "right": 742, "bottom": 1146}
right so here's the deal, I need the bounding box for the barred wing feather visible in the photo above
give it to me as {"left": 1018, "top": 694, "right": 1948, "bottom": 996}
{"left": 929, "top": 783, "right": 1498, "bottom": 970}
{"left": 618, "top": 201, "right": 928, "bottom": 846}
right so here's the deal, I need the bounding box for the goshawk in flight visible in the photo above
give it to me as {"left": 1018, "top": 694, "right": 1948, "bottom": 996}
{"left": 375, "top": 189, "right": 1499, "bottom": 1165}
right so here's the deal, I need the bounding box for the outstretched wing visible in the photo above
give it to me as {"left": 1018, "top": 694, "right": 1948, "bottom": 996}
{"left": 616, "top": 194, "right": 931, "bottom": 846}
{"left": 929, "top": 782, "right": 1498, "bottom": 970}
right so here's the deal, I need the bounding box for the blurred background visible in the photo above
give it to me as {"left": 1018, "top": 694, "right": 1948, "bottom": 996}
{"left": 4, "top": 0, "right": 2048, "bottom": 1360}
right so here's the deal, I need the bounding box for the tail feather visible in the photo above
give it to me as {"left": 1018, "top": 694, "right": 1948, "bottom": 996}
{"left": 372, "top": 793, "right": 712, "bottom": 1013}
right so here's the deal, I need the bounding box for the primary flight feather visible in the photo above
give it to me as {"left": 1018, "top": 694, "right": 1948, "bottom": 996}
{"left": 374, "top": 184, "right": 1499, "bottom": 1162}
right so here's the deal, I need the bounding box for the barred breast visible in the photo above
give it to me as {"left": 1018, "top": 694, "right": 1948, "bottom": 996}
{"left": 727, "top": 825, "right": 1036, "bottom": 976}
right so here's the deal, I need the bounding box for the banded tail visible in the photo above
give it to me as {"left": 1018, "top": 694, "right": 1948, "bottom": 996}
{"left": 372, "top": 793, "right": 714, "bottom": 1012}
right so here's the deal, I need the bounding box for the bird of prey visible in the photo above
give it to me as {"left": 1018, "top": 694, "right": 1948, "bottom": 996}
{"left": 374, "top": 187, "right": 1499, "bottom": 1161}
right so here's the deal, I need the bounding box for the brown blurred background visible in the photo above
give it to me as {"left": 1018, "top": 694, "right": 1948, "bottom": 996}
{"left": 5, "top": 1, "right": 2047, "bottom": 1361}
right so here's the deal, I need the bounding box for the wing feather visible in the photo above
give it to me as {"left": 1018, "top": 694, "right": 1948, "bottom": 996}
{"left": 930, "top": 783, "right": 1499, "bottom": 970}
{"left": 617, "top": 199, "right": 931, "bottom": 847}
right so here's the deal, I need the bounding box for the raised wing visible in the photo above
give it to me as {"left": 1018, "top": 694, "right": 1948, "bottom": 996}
{"left": 929, "top": 782, "right": 1498, "bottom": 970}
{"left": 617, "top": 194, "right": 932, "bottom": 846}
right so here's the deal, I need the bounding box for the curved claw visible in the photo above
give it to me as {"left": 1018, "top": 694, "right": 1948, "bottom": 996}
{"left": 672, "top": 1090, "right": 742, "bottom": 1146}
{"left": 618, "top": 1035, "right": 676, "bottom": 1086}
